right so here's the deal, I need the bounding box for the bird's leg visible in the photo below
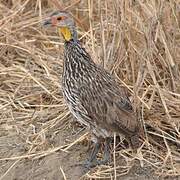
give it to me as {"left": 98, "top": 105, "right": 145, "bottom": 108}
{"left": 98, "top": 137, "right": 111, "bottom": 164}
{"left": 89, "top": 141, "right": 101, "bottom": 162}
{"left": 84, "top": 140, "right": 101, "bottom": 168}
{"left": 84, "top": 138, "right": 111, "bottom": 168}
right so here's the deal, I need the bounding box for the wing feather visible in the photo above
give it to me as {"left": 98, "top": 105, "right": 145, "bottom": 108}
{"left": 76, "top": 67, "right": 140, "bottom": 136}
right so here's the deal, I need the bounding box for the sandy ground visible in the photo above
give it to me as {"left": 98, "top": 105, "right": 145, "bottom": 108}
{"left": 0, "top": 121, "right": 179, "bottom": 180}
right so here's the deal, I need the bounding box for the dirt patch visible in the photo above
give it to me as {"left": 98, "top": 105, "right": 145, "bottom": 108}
{"left": 0, "top": 126, "right": 158, "bottom": 180}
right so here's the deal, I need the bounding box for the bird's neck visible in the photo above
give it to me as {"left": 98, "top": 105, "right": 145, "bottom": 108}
{"left": 71, "top": 27, "right": 78, "bottom": 41}
{"left": 64, "top": 38, "right": 79, "bottom": 45}
{"left": 64, "top": 40, "right": 93, "bottom": 65}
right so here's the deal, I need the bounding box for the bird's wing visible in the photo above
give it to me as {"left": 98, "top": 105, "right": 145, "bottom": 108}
{"left": 77, "top": 69, "right": 140, "bottom": 137}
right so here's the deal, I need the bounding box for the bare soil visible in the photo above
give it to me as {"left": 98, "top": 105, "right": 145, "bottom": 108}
{"left": 0, "top": 123, "right": 179, "bottom": 180}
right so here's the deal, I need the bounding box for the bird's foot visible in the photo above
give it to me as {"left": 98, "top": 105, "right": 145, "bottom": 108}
{"left": 83, "top": 158, "right": 109, "bottom": 169}
{"left": 83, "top": 159, "right": 99, "bottom": 169}
{"left": 83, "top": 138, "right": 111, "bottom": 169}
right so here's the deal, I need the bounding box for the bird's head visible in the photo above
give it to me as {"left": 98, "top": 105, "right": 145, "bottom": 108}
{"left": 43, "top": 11, "right": 77, "bottom": 41}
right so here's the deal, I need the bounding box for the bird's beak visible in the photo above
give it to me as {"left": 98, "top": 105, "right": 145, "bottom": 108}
{"left": 43, "top": 17, "right": 52, "bottom": 27}
{"left": 42, "top": 17, "right": 57, "bottom": 27}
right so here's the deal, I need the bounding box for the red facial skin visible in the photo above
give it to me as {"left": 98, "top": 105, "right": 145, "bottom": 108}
{"left": 50, "top": 16, "right": 68, "bottom": 26}
{"left": 51, "top": 16, "right": 58, "bottom": 26}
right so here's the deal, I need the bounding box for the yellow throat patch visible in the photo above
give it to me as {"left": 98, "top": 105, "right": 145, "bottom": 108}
{"left": 58, "top": 27, "right": 72, "bottom": 41}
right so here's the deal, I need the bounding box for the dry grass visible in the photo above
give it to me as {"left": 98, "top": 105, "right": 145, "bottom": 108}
{"left": 0, "top": 0, "right": 180, "bottom": 179}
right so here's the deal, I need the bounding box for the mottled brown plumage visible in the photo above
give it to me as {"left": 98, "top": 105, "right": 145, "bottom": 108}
{"left": 43, "top": 11, "right": 144, "bottom": 166}
{"left": 63, "top": 40, "right": 143, "bottom": 148}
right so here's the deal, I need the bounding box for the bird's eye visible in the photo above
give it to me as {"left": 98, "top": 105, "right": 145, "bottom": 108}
{"left": 57, "top": 17, "right": 62, "bottom": 21}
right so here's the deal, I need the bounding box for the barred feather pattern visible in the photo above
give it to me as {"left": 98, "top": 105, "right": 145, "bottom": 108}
{"left": 62, "top": 39, "right": 143, "bottom": 147}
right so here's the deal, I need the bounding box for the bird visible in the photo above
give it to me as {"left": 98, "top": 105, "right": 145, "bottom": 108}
{"left": 43, "top": 10, "right": 144, "bottom": 167}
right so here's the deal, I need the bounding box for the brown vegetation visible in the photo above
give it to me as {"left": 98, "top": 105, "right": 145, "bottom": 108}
{"left": 0, "top": 0, "right": 180, "bottom": 179}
